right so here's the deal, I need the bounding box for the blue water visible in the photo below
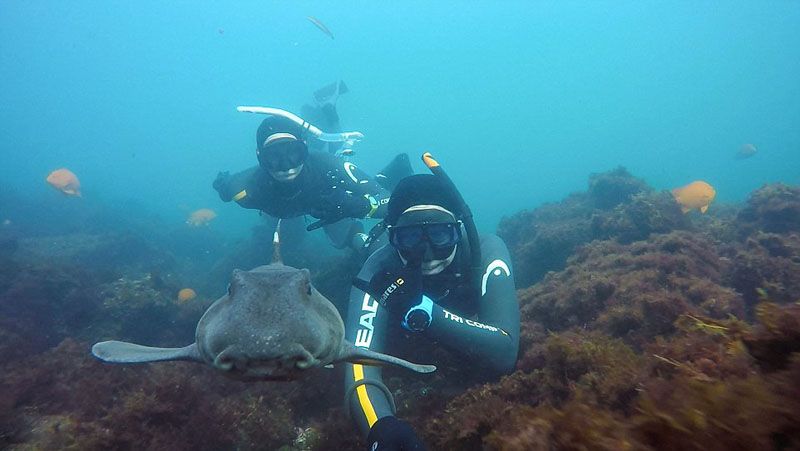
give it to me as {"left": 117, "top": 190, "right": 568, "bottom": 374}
{"left": 1, "top": 1, "right": 799, "bottom": 234}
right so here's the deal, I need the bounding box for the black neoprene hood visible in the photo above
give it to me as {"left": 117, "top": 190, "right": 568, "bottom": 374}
{"left": 385, "top": 174, "right": 461, "bottom": 226}
{"left": 255, "top": 115, "right": 307, "bottom": 150}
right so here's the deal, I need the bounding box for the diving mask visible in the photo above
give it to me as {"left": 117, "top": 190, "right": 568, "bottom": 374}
{"left": 258, "top": 137, "right": 308, "bottom": 173}
{"left": 389, "top": 221, "right": 462, "bottom": 251}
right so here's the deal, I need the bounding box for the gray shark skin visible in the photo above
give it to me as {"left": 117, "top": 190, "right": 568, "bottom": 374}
{"left": 92, "top": 264, "right": 435, "bottom": 380}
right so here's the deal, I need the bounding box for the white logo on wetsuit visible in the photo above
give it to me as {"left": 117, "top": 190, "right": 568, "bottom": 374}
{"left": 343, "top": 162, "right": 360, "bottom": 183}
{"left": 355, "top": 292, "right": 379, "bottom": 348}
{"left": 481, "top": 259, "right": 510, "bottom": 296}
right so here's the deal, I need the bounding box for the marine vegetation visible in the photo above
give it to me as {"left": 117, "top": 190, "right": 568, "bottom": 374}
{"left": 736, "top": 183, "right": 800, "bottom": 236}
{"left": 498, "top": 167, "right": 691, "bottom": 287}
{"left": 1, "top": 173, "right": 799, "bottom": 450}
{"left": 411, "top": 179, "right": 800, "bottom": 450}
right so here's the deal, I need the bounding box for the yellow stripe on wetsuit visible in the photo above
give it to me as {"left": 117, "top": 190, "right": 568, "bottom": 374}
{"left": 352, "top": 364, "right": 378, "bottom": 427}
{"left": 232, "top": 190, "right": 247, "bottom": 202}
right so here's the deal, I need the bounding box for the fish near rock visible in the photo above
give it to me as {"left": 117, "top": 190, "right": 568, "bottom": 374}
{"left": 46, "top": 169, "right": 81, "bottom": 197}
{"left": 187, "top": 208, "right": 217, "bottom": 226}
{"left": 92, "top": 264, "right": 436, "bottom": 380}
{"left": 672, "top": 181, "right": 716, "bottom": 214}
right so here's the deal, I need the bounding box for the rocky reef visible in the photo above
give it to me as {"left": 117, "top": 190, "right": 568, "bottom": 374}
{"left": 498, "top": 167, "right": 691, "bottom": 287}
{"left": 413, "top": 175, "right": 800, "bottom": 450}
{"left": 1, "top": 172, "right": 799, "bottom": 450}
{"left": 0, "top": 338, "right": 339, "bottom": 450}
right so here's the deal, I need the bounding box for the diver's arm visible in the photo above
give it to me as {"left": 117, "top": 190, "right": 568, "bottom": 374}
{"left": 335, "top": 159, "right": 391, "bottom": 219}
{"left": 309, "top": 156, "right": 391, "bottom": 228}
{"left": 212, "top": 166, "right": 261, "bottom": 208}
{"left": 344, "top": 249, "right": 396, "bottom": 437}
{"left": 421, "top": 235, "right": 519, "bottom": 375}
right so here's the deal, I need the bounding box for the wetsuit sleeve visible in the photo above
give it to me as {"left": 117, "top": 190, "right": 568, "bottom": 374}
{"left": 337, "top": 160, "right": 391, "bottom": 219}
{"left": 422, "top": 234, "right": 520, "bottom": 375}
{"left": 212, "top": 166, "right": 261, "bottom": 209}
{"left": 344, "top": 248, "right": 397, "bottom": 437}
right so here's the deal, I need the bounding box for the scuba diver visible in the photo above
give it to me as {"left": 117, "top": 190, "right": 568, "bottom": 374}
{"left": 213, "top": 106, "right": 393, "bottom": 252}
{"left": 343, "top": 154, "right": 520, "bottom": 450}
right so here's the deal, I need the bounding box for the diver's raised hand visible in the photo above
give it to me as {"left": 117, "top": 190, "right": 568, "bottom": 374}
{"left": 367, "top": 416, "right": 426, "bottom": 451}
{"left": 212, "top": 171, "right": 233, "bottom": 202}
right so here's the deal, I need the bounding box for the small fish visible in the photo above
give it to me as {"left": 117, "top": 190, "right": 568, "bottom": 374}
{"left": 186, "top": 208, "right": 217, "bottom": 226}
{"left": 177, "top": 288, "right": 197, "bottom": 303}
{"left": 46, "top": 168, "right": 81, "bottom": 197}
{"left": 671, "top": 181, "right": 716, "bottom": 214}
{"left": 306, "top": 16, "right": 334, "bottom": 40}
{"left": 217, "top": 28, "right": 225, "bottom": 35}
{"left": 338, "top": 148, "right": 355, "bottom": 157}
{"left": 736, "top": 143, "right": 757, "bottom": 159}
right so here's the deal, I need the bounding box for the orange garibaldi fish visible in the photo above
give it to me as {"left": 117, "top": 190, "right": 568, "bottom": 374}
{"left": 177, "top": 288, "right": 197, "bottom": 303}
{"left": 186, "top": 208, "right": 217, "bottom": 226}
{"left": 46, "top": 169, "right": 81, "bottom": 197}
{"left": 671, "top": 181, "right": 716, "bottom": 214}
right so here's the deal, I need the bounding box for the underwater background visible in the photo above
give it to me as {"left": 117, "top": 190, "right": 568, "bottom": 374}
{"left": 1, "top": 1, "right": 800, "bottom": 450}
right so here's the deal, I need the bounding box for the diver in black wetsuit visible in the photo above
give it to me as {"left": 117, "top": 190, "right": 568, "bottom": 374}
{"left": 212, "top": 112, "right": 391, "bottom": 251}
{"left": 343, "top": 157, "right": 520, "bottom": 450}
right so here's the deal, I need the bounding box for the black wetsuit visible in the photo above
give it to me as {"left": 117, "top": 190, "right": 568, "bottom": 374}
{"left": 343, "top": 234, "right": 520, "bottom": 436}
{"left": 215, "top": 151, "right": 390, "bottom": 248}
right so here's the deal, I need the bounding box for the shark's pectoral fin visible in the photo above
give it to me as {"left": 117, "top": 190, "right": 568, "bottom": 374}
{"left": 337, "top": 341, "right": 436, "bottom": 374}
{"left": 91, "top": 341, "right": 201, "bottom": 364}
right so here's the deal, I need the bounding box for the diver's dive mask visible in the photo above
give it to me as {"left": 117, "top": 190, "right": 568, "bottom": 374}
{"left": 257, "top": 133, "right": 309, "bottom": 174}
{"left": 390, "top": 221, "right": 463, "bottom": 275}
{"left": 389, "top": 221, "right": 462, "bottom": 252}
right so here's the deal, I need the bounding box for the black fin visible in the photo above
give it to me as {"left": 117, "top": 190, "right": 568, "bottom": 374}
{"left": 313, "top": 80, "right": 348, "bottom": 106}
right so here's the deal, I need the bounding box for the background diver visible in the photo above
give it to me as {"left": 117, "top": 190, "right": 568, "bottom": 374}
{"left": 343, "top": 155, "right": 520, "bottom": 450}
{"left": 214, "top": 82, "right": 414, "bottom": 255}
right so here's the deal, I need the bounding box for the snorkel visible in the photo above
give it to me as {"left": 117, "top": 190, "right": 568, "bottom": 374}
{"left": 237, "top": 106, "right": 364, "bottom": 152}
{"left": 421, "top": 152, "right": 482, "bottom": 293}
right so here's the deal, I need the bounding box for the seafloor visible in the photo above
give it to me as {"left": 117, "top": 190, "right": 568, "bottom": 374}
{"left": 1, "top": 168, "right": 799, "bottom": 450}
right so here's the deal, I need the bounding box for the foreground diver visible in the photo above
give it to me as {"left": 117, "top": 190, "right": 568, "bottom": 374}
{"left": 344, "top": 154, "right": 520, "bottom": 450}
{"left": 213, "top": 111, "right": 390, "bottom": 252}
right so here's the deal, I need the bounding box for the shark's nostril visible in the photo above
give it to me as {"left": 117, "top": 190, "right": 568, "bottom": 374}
{"left": 295, "top": 358, "right": 311, "bottom": 369}
{"left": 293, "top": 349, "right": 316, "bottom": 369}
{"left": 214, "top": 352, "right": 236, "bottom": 371}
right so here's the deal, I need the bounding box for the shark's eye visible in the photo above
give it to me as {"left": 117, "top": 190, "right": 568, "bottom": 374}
{"left": 226, "top": 284, "right": 232, "bottom": 295}
{"left": 306, "top": 283, "right": 312, "bottom": 296}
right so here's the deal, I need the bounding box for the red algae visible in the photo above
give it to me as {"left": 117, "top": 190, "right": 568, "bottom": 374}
{"left": 413, "top": 182, "right": 800, "bottom": 450}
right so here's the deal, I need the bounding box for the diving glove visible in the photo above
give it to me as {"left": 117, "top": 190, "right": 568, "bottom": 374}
{"left": 307, "top": 184, "right": 371, "bottom": 231}
{"left": 367, "top": 416, "right": 426, "bottom": 451}
{"left": 212, "top": 171, "right": 234, "bottom": 202}
{"left": 353, "top": 264, "right": 422, "bottom": 316}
